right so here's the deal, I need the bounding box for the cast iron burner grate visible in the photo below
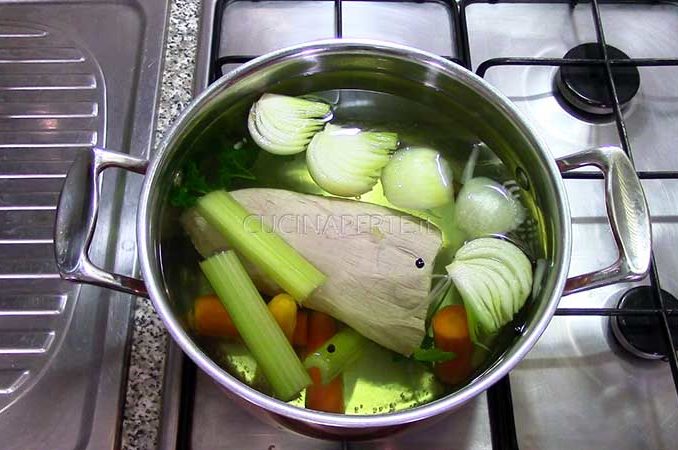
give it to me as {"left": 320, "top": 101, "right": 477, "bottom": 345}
{"left": 611, "top": 287, "right": 678, "bottom": 360}
{"left": 556, "top": 43, "right": 640, "bottom": 116}
{"left": 459, "top": 1, "right": 678, "bottom": 446}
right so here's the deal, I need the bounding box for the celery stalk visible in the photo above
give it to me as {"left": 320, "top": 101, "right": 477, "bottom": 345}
{"left": 196, "top": 190, "right": 326, "bottom": 302}
{"left": 304, "top": 328, "right": 368, "bottom": 384}
{"left": 200, "top": 251, "right": 311, "bottom": 400}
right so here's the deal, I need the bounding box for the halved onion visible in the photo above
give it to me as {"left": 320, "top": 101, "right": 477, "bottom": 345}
{"left": 306, "top": 124, "right": 398, "bottom": 196}
{"left": 248, "top": 94, "right": 331, "bottom": 155}
{"left": 380, "top": 147, "right": 454, "bottom": 210}
{"left": 453, "top": 177, "right": 525, "bottom": 239}
{"left": 446, "top": 237, "right": 533, "bottom": 337}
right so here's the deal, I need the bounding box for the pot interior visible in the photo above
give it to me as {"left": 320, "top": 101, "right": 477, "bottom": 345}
{"left": 143, "top": 42, "right": 568, "bottom": 424}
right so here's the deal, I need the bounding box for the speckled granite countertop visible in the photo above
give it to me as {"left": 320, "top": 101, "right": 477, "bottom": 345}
{"left": 121, "top": 0, "right": 201, "bottom": 448}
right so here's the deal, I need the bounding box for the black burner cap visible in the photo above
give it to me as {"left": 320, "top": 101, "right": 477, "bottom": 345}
{"left": 556, "top": 43, "right": 640, "bottom": 115}
{"left": 611, "top": 287, "right": 678, "bottom": 360}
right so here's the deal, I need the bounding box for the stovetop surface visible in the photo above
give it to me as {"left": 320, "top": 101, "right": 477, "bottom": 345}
{"left": 159, "top": 1, "right": 678, "bottom": 449}
{"left": 469, "top": 2, "right": 678, "bottom": 173}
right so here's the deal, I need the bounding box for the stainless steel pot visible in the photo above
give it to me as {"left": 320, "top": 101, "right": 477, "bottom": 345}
{"left": 54, "top": 40, "right": 652, "bottom": 439}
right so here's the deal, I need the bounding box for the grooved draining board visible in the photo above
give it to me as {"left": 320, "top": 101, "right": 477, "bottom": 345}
{"left": 0, "top": 1, "right": 168, "bottom": 449}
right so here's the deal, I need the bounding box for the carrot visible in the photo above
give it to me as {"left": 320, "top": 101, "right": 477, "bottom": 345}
{"left": 432, "top": 304, "right": 474, "bottom": 385}
{"left": 305, "top": 311, "right": 344, "bottom": 413}
{"left": 293, "top": 310, "right": 309, "bottom": 347}
{"left": 193, "top": 294, "right": 239, "bottom": 338}
{"left": 193, "top": 293, "right": 298, "bottom": 341}
{"left": 307, "top": 311, "right": 337, "bottom": 351}
{"left": 306, "top": 367, "right": 344, "bottom": 413}
{"left": 267, "top": 293, "right": 297, "bottom": 342}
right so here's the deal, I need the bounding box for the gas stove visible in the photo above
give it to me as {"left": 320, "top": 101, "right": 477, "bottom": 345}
{"left": 158, "top": 1, "right": 678, "bottom": 449}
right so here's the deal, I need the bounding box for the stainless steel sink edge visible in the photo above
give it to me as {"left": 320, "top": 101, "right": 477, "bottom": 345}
{"left": 0, "top": 0, "right": 170, "bottom": 448}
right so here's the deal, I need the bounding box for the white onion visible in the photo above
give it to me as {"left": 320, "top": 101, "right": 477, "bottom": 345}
{"left": 381, "top": 147, "right": 454, "bottom": 210}
{"left": 247, "top": 94, "right": 331, "bottom": 155}
{"left": 447, "top": 237, "right": 533, "bottom": 336}
{"left": 453, "top": 177, "right": 525, "bottom": 239}
{"left": 306, "top": 124, "right": 397, "bottom": 196}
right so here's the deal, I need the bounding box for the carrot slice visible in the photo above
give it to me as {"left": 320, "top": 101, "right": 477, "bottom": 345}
{"left": 193, "top": 294, "right": 239, "bottom": 338}
{"left": 305, "top": 311, "right": 344, "bottom": 413}
{"left": 432, "top": 305, "right": 474, "bottom": 385}
{"left": 293, "top": 310, "right": 309, "bottom": 347}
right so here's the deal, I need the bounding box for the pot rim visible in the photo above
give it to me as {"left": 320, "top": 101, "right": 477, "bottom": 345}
{"left": 138, "top": 39, "right": 572, "bottom": 429}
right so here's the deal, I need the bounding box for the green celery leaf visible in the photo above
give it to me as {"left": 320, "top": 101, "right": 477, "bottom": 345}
{"left": 413, "top": 347, "right": 456, "bottom": 363}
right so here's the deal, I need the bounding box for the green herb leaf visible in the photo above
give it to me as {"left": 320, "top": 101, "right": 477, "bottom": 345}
{"left": 412, "top": 347, "right": 456, "bottom": 363}
{"left": 169, "top": 164, "right": 209, "bottom": 208}
{"left": 169, "top": 138, "right": 260, "bottom": 208}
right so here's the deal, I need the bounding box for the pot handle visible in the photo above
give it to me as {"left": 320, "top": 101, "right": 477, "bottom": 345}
{"left": 54, "top": 147, "right": 150, "bottom": 297}
{"left": 557, "top": 146, "right": 652, "bottom": 295}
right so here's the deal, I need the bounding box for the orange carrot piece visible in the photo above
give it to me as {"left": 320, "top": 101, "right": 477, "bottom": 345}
{"left": 432, "top": 305, "right": 474, "bottom": 385}
{"left": 305, "top": 311, "right": 344, "bottom": 413}
{"left": 194, "top": 293, "right": 305, "bottom": 342}
{"left": 306, "top": 367, "right": 344, "bottom": 413}
{"left": 193, "top": 294, "right": 239, "bottom": 338}
{"left": 293, "top": 310, "right": 309, "bottom": 347}
{"left": 307, "top": 311, "right": 337, "bottom": 351}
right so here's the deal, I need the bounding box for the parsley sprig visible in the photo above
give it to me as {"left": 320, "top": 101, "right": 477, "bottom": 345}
{"left": 169, "top": 138, "right": 259, "bottom": 208}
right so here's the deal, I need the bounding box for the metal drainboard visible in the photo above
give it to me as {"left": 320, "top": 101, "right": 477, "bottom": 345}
{"left": 0, "top": 19, "right": 105, "bottom": 411}
{"left": 0, "top": 0, "right": 168, "bottom": 448}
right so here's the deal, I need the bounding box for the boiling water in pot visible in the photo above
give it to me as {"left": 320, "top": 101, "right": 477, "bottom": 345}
{"left": 160, "top": 89, "right": 543, "bottom": 415}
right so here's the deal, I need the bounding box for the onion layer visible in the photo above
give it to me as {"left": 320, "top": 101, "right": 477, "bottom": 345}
{"left": 248, "top": 94, "right": 331, "bottom": 155}
{"left": 306, "top": 124, "right": 397, "bottom": 197}
{"left": 446, "top": 237, "right": 533, "bottom": 337}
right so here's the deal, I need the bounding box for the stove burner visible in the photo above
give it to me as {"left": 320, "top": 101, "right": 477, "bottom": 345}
{"left": 610, "top": 287, "right": 678, "bottom": 360}
{"left": 556, "top": 43, "right": 640, "bottom": 115}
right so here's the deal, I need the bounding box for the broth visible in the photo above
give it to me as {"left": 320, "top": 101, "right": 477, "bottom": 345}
{"left": 161, "top": 89, "right": 542, "bottom": 414}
